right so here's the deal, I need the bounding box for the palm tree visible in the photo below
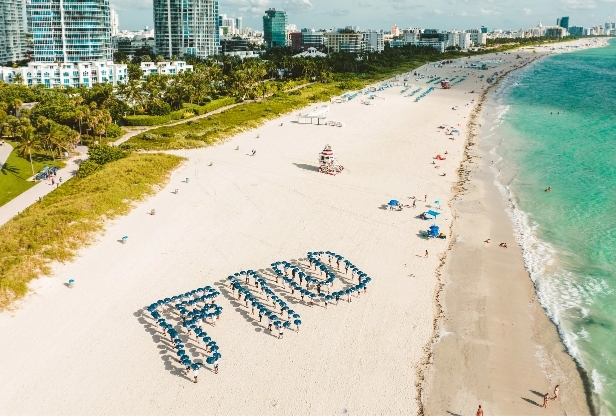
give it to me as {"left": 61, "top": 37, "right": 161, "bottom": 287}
{"left": 13, "top": 73, "right": 24, "bottom": 85}
{"left": 8, "top": 98, "right": 23, "bottom": 116}
{"left": 17, "top": 126, "right": 40, "bottom": 177}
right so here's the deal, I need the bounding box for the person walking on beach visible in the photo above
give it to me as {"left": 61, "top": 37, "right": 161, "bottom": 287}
{"left": 476, "top": 405, "right": 483, "bottom": 416}
{"left": 542, "top": 392, "right": 550, "bottom": 408}
{"left": 425, "top": 250, "right": 429, "bottom": 258}
{"left": 424, "top": 194, "right": 427, "bottom": 202}
{"left": 192, "top": 364, "right": 199, "bottom": 383}
{"left": 551, "top": 385, "right": 559, "bottom": 401}
{"left": 278, "top": 324, "right": 284, "bottom": 339}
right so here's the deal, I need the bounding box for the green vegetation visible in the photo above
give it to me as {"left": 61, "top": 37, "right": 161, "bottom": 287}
{"left": 0, "top": 140, "right": 66, "bottom": 207}
{"left": 122, "top": 83, "right": 343, "bottom": 150}
{"left": 77, "top": 144, "right": 129, "bottom": 178}
{"left": 0, "top": 152, "right": 183, "bottom": 308}
{"left": 122, "top": 97, "right": 236, "bottom": 126}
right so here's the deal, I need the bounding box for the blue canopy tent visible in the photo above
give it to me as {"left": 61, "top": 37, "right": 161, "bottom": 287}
{"left": 428, "top": 225, "right": 440, "bottom": 238}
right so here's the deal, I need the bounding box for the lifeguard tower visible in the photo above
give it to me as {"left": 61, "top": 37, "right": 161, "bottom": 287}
{"left": 318, "top": 145, "right": 344, "bottom": 175}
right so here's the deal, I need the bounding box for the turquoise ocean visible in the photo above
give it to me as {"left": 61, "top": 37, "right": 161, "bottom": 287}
{"left": 486, "top": 39, "right": 616, "bottom": 414}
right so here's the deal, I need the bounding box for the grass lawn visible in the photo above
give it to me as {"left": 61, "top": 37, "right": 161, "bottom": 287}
{"left": 0, "top": 140, "right": 66, "bottom": 207}
{"left": 0, "top": 152, "right": 183, "bottom": 308}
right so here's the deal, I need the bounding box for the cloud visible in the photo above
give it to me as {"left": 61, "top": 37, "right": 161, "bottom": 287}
{"left": 457, "top": 10, "right": 469, "bottom": 16}
{"left": 480, "top": 8, "right": 500, "bottom": 15}
{"left": 283, "top": 0, "right": 314, "bottom": 11}
{"left": 523, "top": 8, "right": 532, "bottom": 15}
{"left": 432, "top": 8, "right": 443, "bottom": 14}
{"left": 563, "top": 0, "right": 597, "bottom": 9}
{"left": 330, "top": 8, "right": 351, "bottom": 16}
{"left": 387, "top": 0, "right": 425, "bottom": 11}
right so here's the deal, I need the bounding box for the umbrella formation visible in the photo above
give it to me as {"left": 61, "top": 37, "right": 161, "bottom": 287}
{"left": 415, "top": 87, "right": 436, "bottom": 102}
{"left": 227, "top": 270, "right": 303, "bottom": 333}
{"left": 146, "top": 252, "right": 373, "bottom": 382}
{"left": 271, "top": 251, "right": 372, "bottom": 307}
{"left": 147, "top": 286, "right": 223, "bottom": 376}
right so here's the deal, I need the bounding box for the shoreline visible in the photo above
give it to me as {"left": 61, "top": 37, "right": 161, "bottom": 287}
{"left": 422, "top": 38, "right": 607, "bottom": 415}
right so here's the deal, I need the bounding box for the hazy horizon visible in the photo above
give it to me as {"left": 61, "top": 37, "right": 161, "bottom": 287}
{"left": 110, "top": 0, "right": 616, "bottom": 32}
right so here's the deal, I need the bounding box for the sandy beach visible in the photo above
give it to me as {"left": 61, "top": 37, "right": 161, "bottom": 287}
{"left": 423, "top": 38, "right": 608, "bottom": 416}
{"left": 0, "top": 39, "right": 605, "bottom": 415}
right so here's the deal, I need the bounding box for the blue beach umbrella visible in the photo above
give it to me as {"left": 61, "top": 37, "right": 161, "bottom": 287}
{"left": 294, "top": 319, "right": 302, "bottom": 326}
{"left": 283, "top": 322, "right": 291, "bottom": 328}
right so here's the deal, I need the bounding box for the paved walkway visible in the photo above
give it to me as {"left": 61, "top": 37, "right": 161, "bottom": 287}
{"left": 0, "top": 141, "right": 12, "bottom": 168}
{"left": 1, "top": 83, "right": 315, "bottom": 227}
{"left": 113, "top": 82, "right": 314, "bottom": 146}
{"left": 0, "top": 145, "right": 88, "bottom": 227}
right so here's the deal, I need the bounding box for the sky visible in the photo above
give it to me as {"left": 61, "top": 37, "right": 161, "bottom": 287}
{"left": 110, "top": 0, "right": 616, "bottom": 32}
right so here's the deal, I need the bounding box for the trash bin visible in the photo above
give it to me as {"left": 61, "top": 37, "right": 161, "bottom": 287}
{"left": 121, "top": 236, "right": 128, "bottom": 244}
{"left": 68, "top": 279, "right": 75, "bottom": 288}
{"left": 151, "top": 209, "right": 156, "bottom": 215}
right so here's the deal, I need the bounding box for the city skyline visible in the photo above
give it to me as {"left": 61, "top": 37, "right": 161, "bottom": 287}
{"left": 110, "top": 0, "right": 616, "bottom": 31}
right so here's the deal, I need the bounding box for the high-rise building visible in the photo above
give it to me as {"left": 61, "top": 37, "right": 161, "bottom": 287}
{"left": 391, "top": 24, "right": 400, "bottom": 37}
{"left": 110, "top": 9, "right": 119, "bottom": 37}
{"left": 153, "top": 0, "right": 220, "bottom": 59}
{"left": 0, "top": 0, "right": 27, "bottom": 64}
{"left": 557, "top": 16, "right": 569, "bottom": 30}
{"left": 263, "top": 9, "right": 287, "bottom": 49}
{"left": 28, "top": 0, "right": 113, "bottom": 63}
{"left": 235, "top": 17, "right": 243, "bottom": 32}
{"left": 569, "top": 26, "right": 584, "bottom": 36}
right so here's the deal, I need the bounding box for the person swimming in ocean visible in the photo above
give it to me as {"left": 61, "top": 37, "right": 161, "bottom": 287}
{"left": 545, "top": 187, "right": 552, "bottom": 192}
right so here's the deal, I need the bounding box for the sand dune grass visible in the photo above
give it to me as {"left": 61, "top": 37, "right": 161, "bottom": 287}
{"left": 0, "top": 153, "right": 183, "bottom": 308}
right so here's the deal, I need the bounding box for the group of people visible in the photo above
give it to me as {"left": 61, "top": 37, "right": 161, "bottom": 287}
{"left": 146, "top": 252, "right": 372, "bottom": 383}
{"left": 271, "top": 251, "right": 372, "bottom": 307}
{"left": 227, "top": 270, "right": 302, "bottom": 335}
{"left": 147, "top": 287, "right": 223, "bottom": 382}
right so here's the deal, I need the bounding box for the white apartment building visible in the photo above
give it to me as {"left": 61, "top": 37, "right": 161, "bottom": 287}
{"left": 0, "top": 0, "right": 27, "bottom": 64}
{"left": 363, "top": 31, "right": 384, "bottom": 53}
{"left": 140, "top": 61, "right": 193, "bottom": 78}
{"left": 402, "top": 28, "right": 423, "bottom": 42}
{"left": 0, "top": 61, "right": 128, "bottom": 88}
{"left": 110, "top": 9, "right": 120, "bottom": 37}
{"left": 466, "top": 29, "right": 487, "bottom": 46}
{"left": 323, "top": 32, "right": 364, "bottom": 53}
{"left": 457, "top": 32, "right": 472, "bottom": 50}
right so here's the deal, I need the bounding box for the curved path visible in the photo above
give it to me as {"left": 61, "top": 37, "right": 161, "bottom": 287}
{"left": 0, "top": 141, "right": 12, "bottom": 168}
{"left": 113, "top": 83, "right": 314, "bottom": 146}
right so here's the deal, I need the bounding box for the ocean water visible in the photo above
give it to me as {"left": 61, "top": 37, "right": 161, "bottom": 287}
{"left": 487, "top": 40, "right": 616, "bottom": 414}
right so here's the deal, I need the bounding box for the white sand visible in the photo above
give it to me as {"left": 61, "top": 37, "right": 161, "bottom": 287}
{"left": 0, "top": 45, "right": 589, "bottom": 414}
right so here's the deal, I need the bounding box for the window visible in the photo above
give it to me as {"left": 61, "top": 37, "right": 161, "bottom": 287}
{"left": 83, "top": 72, "right": 88, "bottom": 76}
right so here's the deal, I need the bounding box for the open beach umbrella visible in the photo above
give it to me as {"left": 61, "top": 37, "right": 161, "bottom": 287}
{"left": 389, "top": 199, "right": 399, "bottom": 207}
{"left": 283, "top": 322, "right": 291, "bottom": 328}
{"left": 294, "top": 319, "right": 302, "bottom": 326}
{"left": 206, "top": 357, "right": 215, "bottom": 365}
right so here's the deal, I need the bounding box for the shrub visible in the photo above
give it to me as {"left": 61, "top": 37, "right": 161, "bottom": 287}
{"left": 76, "top": 160, "right": 102, "bottom": 178}
{"left": 147, "top": 100, "right": 172, "bottom": 116}
{"left": 88, "top": 145, "right": 129, "bottom": 165}
{"left": 106, "top": 123, "right": 123, "bottom": 138}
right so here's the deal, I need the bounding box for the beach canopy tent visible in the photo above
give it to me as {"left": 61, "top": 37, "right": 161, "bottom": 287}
{"left": 429, "top": 225, "right": 440, "bottom": 237}
{"left": 389, "top": 200, "right": 399, "bottom": 207}
{"left": 425, "top": 210, "right": 440, "bottom": 218}
{"left": 298, "top": 106, "right": 329, "bottom": 125}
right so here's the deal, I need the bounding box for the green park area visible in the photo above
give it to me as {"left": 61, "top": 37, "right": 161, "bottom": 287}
{"left": 0, "top": 140, "right": 66, "bottom": 207}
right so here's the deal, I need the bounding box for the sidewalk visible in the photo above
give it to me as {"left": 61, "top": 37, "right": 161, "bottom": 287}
{"left": 0, "top": 141, "right": 12, "bottom": 168}
{"left": 0, "top": 145, "right": 88, "bottom": 227}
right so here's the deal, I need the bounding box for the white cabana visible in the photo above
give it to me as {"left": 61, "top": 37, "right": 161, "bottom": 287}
{"left": 297, "top": 105, "right": 329, "bottom": 125}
